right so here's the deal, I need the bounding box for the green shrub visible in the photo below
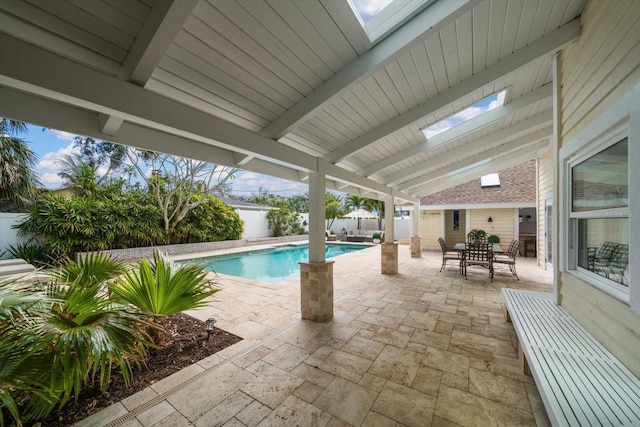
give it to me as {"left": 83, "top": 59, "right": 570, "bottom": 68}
{"left": 266, "top": 206, "right": 305, "bottom": 237}
{"left": 16, "top": 193, "right": 163, "bottom": 256}
{"left": 488, "top": 235, "right": 500, "bottom": 244}
{"left": 173, "top": 196, "right": 243, "bottom": 243}
{"left": 372, "top": 232, "right": 381, "bottom": 240}
{"left": 7, "top": 243, "right": 58, "bottom": 267}
{"left": 0, "top": 253, "right": 152, "bottom": 425}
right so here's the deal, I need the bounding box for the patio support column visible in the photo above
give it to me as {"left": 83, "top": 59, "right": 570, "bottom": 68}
{"left": 410, "top": 199, "right": 422, "bottom": 258}
{"left": 381, "top": 194, "right": 398, "bottom": 274}
{"left": 300, "top": 160, "right": 333, "bottom": 322}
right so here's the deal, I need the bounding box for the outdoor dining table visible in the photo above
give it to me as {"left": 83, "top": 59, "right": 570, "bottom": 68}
{"left": 452, "top": 243, "right": 503, "bottom": 275}
{"left": 453, "top": 242, "right": 503, "bottom": 253}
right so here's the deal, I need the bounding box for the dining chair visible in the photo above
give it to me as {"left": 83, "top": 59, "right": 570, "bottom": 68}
{"left": 463, "top": 242, "right": 493, "bottom": 282}
{"left": 438, "top": 237, "right": 460, "bottom": 272}
{"left": 494, "top": 239, "right": 520, "bottom": 280}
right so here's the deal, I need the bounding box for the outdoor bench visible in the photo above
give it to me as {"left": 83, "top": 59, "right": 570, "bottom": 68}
{"left": 502, "top": 288, "right": 640, "bottom": 426}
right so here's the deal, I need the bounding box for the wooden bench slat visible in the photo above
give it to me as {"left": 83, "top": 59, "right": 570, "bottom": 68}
{"left": 502, "top": 289, "right": 640, "bottom": 427}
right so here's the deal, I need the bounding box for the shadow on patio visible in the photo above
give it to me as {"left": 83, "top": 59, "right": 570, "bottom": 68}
{"left": 79, "top": 245, "right": 552, "bottom": 427}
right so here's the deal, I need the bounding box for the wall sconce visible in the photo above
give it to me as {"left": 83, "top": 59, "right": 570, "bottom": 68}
{"left": 487, "top": 217, "right": 493, "bottom": 223}
{"left": 206, "top": 317, "right": 216, "bottom": 340}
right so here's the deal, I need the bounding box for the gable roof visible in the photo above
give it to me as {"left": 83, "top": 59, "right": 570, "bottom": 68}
{"left": 420, "top": 160, "right": 536, "bottom": 206}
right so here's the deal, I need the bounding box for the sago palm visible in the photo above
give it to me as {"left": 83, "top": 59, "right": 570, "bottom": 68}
{"left": 110, "top": 250, "right": 218, "bottom": 345}
{"left": 23, "top": 254, "right": 151, "bottom": 421}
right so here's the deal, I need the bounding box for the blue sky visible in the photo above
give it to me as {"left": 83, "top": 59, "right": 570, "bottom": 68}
{"left": 23, "top": 123, "right": 309, "bottom": 196}
{"left": 352, "top": 0, "right": 394, "bottom": 23}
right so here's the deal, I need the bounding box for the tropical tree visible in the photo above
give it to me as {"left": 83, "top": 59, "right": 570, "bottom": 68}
{"left": 0, "top": 119, "right": 40, "bottom": 204}
{"left": 325, "top": 192, "right": 343, "bottom": 230}
{"left": 365, "top": 198, "right": 385, "bottom": 230}
{"left": 288, "top": 193, "right": 309, "bottom": 213}
{"left": 344, "top": 194, "right": 367, "bottom": 230}
{"left": 129, "top": 152, "right": 237, "bottom": 236}
{"left": 266, "top": 202, "right": 304, "bottom": 237}
{"left": 57, "top": 154, "right": 105, "bottom": 198}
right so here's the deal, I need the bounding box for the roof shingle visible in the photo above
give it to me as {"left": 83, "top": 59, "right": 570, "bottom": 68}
{"left": 420, "top": 160, "right": 536, "bottom": 206}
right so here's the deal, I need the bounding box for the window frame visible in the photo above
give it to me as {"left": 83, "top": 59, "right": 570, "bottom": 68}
{"left": 561, "top": 117, "right": 632, "bottom": 305}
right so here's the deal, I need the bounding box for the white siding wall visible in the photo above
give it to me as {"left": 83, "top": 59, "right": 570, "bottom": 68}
{"left": 537, "top": 148, "right": 553, "bottom": 265}
{"left": 469, "top": 208, "right": 515, "bottom": 246}
{"left": 420, "top": 210, "right": 441, "bottom": 250}
{"left": 557, "top": 0, "right": 640, "bottom": 376}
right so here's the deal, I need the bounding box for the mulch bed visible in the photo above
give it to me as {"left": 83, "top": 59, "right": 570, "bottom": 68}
{"left": 39, "top": 313, "right": 242, "bottom": 426}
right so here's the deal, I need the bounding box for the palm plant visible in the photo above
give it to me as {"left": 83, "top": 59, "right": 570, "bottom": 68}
{"left": 364, "top": 198, "right": 385, "bottom": 230}
{"left": 110, "top": 250, "right": 218, "bottom": 345}
{"left": 344, "top": 195, "right": 366, "bottom": 230}
{"left": 0, "top": 119, "right": 40, "bottom": 204}
{"left": 0, "top": 253, "right": 152, "bottom": 424}
{"left": 0, "top": 280, "right": 56, "bottom": 427}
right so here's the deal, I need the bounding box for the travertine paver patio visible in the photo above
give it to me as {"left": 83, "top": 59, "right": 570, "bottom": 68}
{"left": 78, "top": 244, "right": 553, "bottom": 427}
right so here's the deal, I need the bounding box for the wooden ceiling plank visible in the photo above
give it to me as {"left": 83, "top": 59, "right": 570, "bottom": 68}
{"left": 499, "top": 0, "right": 523, "bottom": 59}
{"left": 259, "top": 0, "right": 477, "bottom": 140}
{"left": 164, "top": 43, "right": 286, "bottom": 116}
{"left": 294, "top": 1, "right": 357, "bottom": 64}
{"left": 325, "top": 19, "right": 578, "bottom": 165}
{"left": 0, "top": 11, "right": 121, "bottom": 74}
{"left": 192, "top": 2, "right": 315, "bottom": 95}
{"left": 173, "top": 31, "right": 294, "bottom": 108}
{"left": 267, "top": 0, "right": 344, "bottom": 75}
{"left": 410, "top": 141, "right": 548, "bottom": 196}
{"left": 4, "top": 1, "right": 128, "bottom": 62}
{"left": 393, "top": 128, "right": 551, "bottom": 189}
{"left": 456, "top": 12, "right": 474, "bottom": 81}
{"left": 362, "top": 109, "right": 552, "bottom": 178}
{"left": 120, "top": 0, "right": 198, "bottom": 85}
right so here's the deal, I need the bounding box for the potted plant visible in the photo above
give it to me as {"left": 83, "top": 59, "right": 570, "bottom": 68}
{"left": 467, "top": 229, "right": 487, "bottom": 242}
{"left": 488, "top": 235, "right": 500, "bottom": 244}
{"left": 372, "top": 232, "right": 381, "bottom": 244}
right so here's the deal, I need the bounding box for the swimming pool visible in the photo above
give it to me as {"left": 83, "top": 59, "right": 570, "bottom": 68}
{"left": 182, "top": 243, "right": 369, "bottom": 283}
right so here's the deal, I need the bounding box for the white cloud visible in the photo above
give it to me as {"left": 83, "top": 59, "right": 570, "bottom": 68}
{"left": 231, "top": 171, "right": 307, "bottom": 196}
{"left": 50, "top": 130, "right": 76, "bottom": 141}
{"left": 352, "top": 0, "right": 393, "bottom": 22}
{"left": 40, "top": 172, "right": 64, "bottom": 187}
{"left": 35, "top": 143, "right": 79, "bottom": 188}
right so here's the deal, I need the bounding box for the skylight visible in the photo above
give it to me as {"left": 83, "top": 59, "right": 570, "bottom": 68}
{"left": 481, "top": 173, "right": 500, "bottom": 187}
{"left": 350, "top": 0, "right": 394, "bottom": 23}
{"left": 348, "top": 0, "right": 434, "bottom": 43}
{"left": 422, "top": 91, "right": 506, "bottom": 140}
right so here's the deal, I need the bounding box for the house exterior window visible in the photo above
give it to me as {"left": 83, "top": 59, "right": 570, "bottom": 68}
{"left": 560, "top": 85, "right": 640, "bottom": 313}
{"left": 571, "top": 138, "right": 628, "bottom": 290}
{"left": 453, "top": 210, "right": 460, "bottom": 231}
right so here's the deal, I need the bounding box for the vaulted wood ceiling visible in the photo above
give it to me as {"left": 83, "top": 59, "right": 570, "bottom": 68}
{"left": 0, "top": 0, "right": 586, "bottom": 202}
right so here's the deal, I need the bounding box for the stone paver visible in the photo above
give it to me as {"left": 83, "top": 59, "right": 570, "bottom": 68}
{"left": 76, "top": 247, "right": 553, "bottom": 427}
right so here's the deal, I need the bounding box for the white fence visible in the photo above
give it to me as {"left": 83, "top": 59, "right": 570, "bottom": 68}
{"left": 0, "top": 211, "right": 414, "bottom": 257}
{"left": 327, "top": 218, "right": 412, "bottom": 241}
{"left": 0, "top": 213, "right": 28, "bottom": 258}
{"left": 238, "top": 210, "right": 271, "bottom": 239}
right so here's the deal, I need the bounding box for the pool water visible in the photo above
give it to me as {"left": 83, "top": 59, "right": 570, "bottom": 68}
{"left": 183, "top": 243, "right": 369, "bottom": 283}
